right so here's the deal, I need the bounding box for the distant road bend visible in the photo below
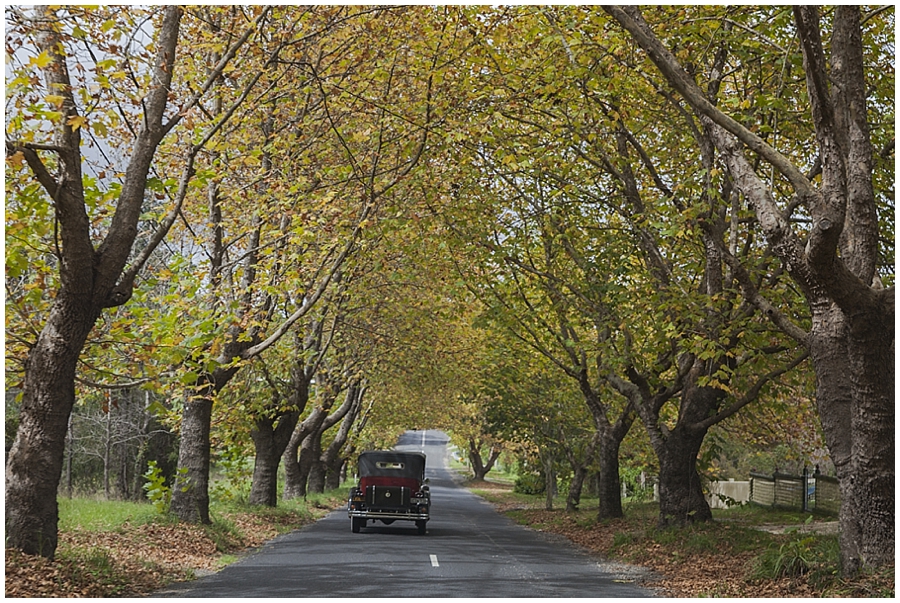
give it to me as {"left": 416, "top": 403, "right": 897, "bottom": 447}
{"left": 155, "top": 429, "right": 653, "bottom": 598}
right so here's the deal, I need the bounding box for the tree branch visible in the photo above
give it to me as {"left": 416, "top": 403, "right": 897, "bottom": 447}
{"left": 602, "top": 6, "right": 815, "bottom": 200}
{"left": 694, "top": 351, "right": 809, "bottom": 432}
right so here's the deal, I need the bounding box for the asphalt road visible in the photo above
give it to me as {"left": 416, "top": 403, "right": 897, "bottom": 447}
{"left": 155, "top": 430, "right": 653, "bottom": 598}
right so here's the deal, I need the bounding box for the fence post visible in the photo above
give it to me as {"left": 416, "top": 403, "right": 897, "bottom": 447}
{"left": 813, "top": 465, "right": 820, "bottom": 512}
{"left": 802, "top": 466, "right": 809, "bottom": 512}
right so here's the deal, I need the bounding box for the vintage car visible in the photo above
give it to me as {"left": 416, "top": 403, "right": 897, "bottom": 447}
{"left": 347, "top": 450, "right": 430, "bottom": 534}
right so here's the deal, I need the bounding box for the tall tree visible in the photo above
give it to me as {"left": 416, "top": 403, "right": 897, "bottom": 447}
{"left": 4, "top": 6, "right": 266, "bottom": 558}
{"left": 166, "top": 4, "right": 445, "bottom": 522}
{"left": 604, "top": 5, "right": 894, "bottom": 573}
{"left": 437, "top": 5, "right": 813, "bottom": 525}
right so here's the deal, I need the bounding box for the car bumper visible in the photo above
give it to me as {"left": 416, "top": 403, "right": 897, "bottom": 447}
{"left": 348, "top": 509, "right": 429, "bottom": 521}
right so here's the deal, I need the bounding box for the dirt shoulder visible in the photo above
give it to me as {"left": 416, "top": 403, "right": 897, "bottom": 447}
{"left": 5, "top": 503, "right": 339, "bottom": 597}
{"left": 466, "top": 479, "right": 893, "bottom": 598}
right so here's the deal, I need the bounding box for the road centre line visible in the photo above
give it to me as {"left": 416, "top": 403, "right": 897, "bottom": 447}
{"left": 430, "top": 554, "right": 439, "bottom": 567}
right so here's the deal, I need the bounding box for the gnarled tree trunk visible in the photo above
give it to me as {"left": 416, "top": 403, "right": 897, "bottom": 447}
{"left": 318, "top": 385, "right": 363, "bottom": 492}
{"left": 595, "top": 433, "right": 626, "bottom": 519}
{"left": 248, "top": 408, "right": 301, "bottom": 506}
{"left": 305, "top": 440, "right": 327, "bottom": 494}
{"left": 654, "top": 425, "right": 712, "bottom": 526}
{"left": 169, "top": 389, "right": 214, "bottom": 524}
{"left": 468, "top": 438, "right": 501, "bottom": 481}
{"left": 283, "top": 405, "right": 330, "bottom": 499}
{"left": 6, "top": 297, "right": 99, "bottom": 557}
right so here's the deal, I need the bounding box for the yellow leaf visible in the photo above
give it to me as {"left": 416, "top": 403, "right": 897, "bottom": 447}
{"left": 31, "top": 50, "right": 53, "bottom": 69}
{"left": 66, "top": 115, "right": 86, "bottom": 131}
{"left": 45, "top": 94, "right": 65, "bottom": 107}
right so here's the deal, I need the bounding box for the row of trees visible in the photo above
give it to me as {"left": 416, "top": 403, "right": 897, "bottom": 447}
{"left": 428, "top": 6, "right": 892, "bottom": 575}
{"left": 5, "top": 6, "right": 893, "bottom": 577}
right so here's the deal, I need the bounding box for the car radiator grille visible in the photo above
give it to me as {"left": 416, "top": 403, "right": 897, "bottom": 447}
{"left": 366, "top": 485, "right": 410, "bottom": 508}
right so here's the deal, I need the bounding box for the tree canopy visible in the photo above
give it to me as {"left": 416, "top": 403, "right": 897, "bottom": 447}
{"left": 6, "top": 5, "right": 893, "bottom": 575}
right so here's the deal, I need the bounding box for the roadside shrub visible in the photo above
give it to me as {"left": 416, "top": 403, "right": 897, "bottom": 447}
{"left": 612, "top": 531, "right": 634, "bottom": 550}
{"left": 210, "top": 445, "right": 253, "bottom": 503}
{"left": 143, "top": 461, "right": 189, "bottom": 514}
{"left": 619, "top": 465, "right": 654, "bottom": 503}
{"left": 750, "top": 533, "right": 839, "bottom": 580}
{"left": 513, "top": 472, "right": 545, "bottom": 495}
{"left": 142, "top": 461, "right": 171, "bottom": 513}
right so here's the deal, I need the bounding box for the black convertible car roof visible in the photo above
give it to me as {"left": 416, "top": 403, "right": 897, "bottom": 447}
{"left": 357, "top": 451, "right": 426, "bottom": 479}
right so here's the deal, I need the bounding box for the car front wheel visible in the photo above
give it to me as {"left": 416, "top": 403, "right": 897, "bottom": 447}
{"left": 351, "top": 517, "right": 363, "bottom": 533}
{"left": 415, "top": 520, "right": 427, "bottom": 535}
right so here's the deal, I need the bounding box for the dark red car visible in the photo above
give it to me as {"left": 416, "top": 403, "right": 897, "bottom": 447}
{"left": 348, "top": 451, "right": 430, "bottom": 534}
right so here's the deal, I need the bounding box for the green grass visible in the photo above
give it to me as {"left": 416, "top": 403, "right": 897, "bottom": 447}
{"left": 711, "top": 503, "right": 831, "bottom": 526}
{"left": 469, "top": 487, "right": 536, "bottom": 505}
{"left": 44, "top": 488, "right": 348, "bottom": 596}
{"left": 58, "top": 498, "right": 160, "bottom": 531}
{"left": 58, "top": 483, "right": 346, "bottom": 539}
{"left": 749, "top": 533, "right": 840, "bottom": 581}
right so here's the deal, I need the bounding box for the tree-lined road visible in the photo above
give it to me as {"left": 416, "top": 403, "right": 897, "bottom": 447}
{"left": 155, "top": 430, "right": 652, "bottom": 598}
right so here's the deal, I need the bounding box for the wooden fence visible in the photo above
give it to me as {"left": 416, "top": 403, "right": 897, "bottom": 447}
{"left": 749, "top": 467, "right": 840, "bottom": 515}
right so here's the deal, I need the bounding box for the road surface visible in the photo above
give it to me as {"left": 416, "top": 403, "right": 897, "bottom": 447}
{"left": 155, "top": 430, "right": 653, "bottom": 597}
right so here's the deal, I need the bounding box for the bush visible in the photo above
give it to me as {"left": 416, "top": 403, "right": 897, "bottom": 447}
{"left": 750, "top": 533, "right": 839, "bottom": 580}
{"left": 513, "top": 472, "right": 545, "bottom": 495}
{"left": 143, "top": 461, "right": 171, "bottom": 513}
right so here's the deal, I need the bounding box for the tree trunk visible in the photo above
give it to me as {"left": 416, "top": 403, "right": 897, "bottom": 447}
{"left": 307, "top": 445, "right": 326, "bottom": 494}
{"left": 847, "top": 315, "right": 894, "bottom": 569}
{"left": 596, "top": 435, "right": 625, "bottom": 520}
{"left": 654, "top": 373, "right": 721, "bottom": 527}
{"left": 622, "top": 360, "right": 720, "bottom": 528}
{"left": 65, "top": 414, "right": 74, "bottom": 499}
{"left": 282, "top": 432, "right": 305, "bottom": 500}
{"left": 5, "top": 294, "right": 98, "bottom": 558}
{"left": 248, "top": 418, "right": 283, "bottom": 507}
{"left": 169, "top": 392, "right": 213, "bottom": 524}
{"left": 103, "top": 407, "right": 112, "bottom": 499}
{"left": 283, "top": 406, "right": 329, "bottom": 499}
{"left": 655, "top": 423, "right": 712, "bottom": 527}
{"left": 566, "top": 464, "right": 588, "bottom": 512}
{"left": 541, "top": 450, "right": 555, "bottom": 511}
{"left": 563, "top": 429, "right": 599, "bottom": 512}
{"left": 576, "top": 374, "right": 635, "bottom": 518}
{"left": 116, "top": 438, "right": 129, "bottom": 500}
{"left": 319, "top": 387, "right": 363, "bottom": 492}
{"left": 283, "top": 405, "right": 328, "bottom": 499}
{"left": 810, "top": 298, "right": 894, "bottom": 573}
{"left": 468, "top": 439, "right": 501, "bottom": 481}
{"left": 324, "top": 456, "right": 345, "bottom": 491}
{"left": 248, "top": 410, "right": 300, "bottom": 506}
{"left": 295, "top": 441, "right": 318, "bottom": 498}
{"left": 288, "top": 383, "right": 359, "bottom": 497}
